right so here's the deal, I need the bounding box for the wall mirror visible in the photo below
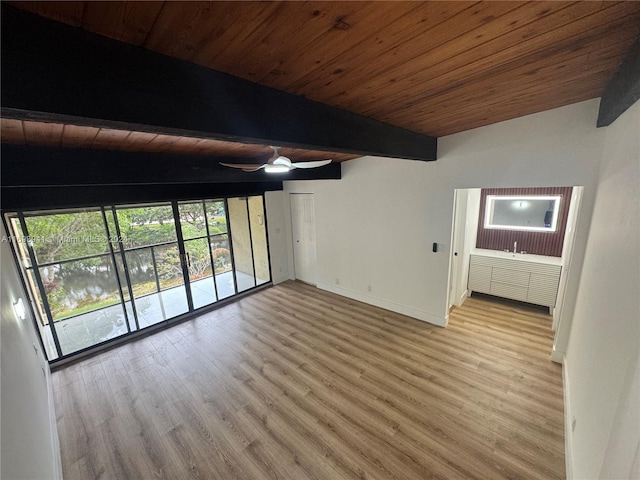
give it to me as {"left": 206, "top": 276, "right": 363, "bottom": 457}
{"left": 484, "top": 195, "right": 561, "bottom": 232}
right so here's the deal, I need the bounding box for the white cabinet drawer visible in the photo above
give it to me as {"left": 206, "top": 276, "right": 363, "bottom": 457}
{"left": 469, "top": 254, "right": 561, "bottom": 308}
{"left": 468, "top": 263, "right": 492, "bottom": 293}
{"left": 528, "top": 274, "right": 561, "bottom": 307}
{"left": 490, "top": 282, "right": 529, "bottom": 302}
{"left": 491, "top": 267, "right": 530, "bottom": 287}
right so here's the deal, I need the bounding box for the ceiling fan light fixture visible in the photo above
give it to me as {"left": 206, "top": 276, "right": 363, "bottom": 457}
{"left": 265, "top": 164, "right": 290, "bottom": 173}
{"left": 221, "top": 145, "right": 331, "bottom": 172}
{"left": 273, "top": 156, "right": 292, "bottom": 167}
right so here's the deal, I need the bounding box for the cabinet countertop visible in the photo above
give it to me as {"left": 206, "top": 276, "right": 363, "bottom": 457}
{"left": 471, "top": 249, "right": 562, "bottom": 266}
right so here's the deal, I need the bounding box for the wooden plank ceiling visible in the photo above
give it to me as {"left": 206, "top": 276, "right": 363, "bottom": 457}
{"left": 0, "top": 118, "right": 358, "bottom": 162}
{"left": 3, "top": 1, "right": 640, "bottom": 159}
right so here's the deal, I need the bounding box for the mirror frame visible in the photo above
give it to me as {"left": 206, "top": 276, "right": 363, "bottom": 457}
{"left": 483, "top": 195, "right": 562, "bottom": 232}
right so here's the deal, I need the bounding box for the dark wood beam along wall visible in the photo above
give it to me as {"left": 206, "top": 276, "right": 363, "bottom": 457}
{"left": 597, "top": 36, "right": 640, "bottom": 127}
{"left": 0, "top": 144, "right": 342, "bottom": 211}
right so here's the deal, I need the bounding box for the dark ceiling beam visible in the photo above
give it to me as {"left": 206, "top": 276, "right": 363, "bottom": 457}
{"left": 1, "top": 183, "right": 284, "bottom": 213}
{"left": 597, "top": 36, "right": 640, "bottom": 127}
{"left": 0, "top": 5, "right": 437, "bottom": 161}
{"left": 1, "top": 145, "right": 341, "bottom": 187}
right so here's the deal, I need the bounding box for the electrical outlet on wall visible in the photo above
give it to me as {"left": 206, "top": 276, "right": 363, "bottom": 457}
{"left": 367, "top": 285, "right": 372, "bottom": 292}
{"left": 572, "top": 417, "right": 577, "bottom": 432}
{"left": 335, "top": 278, "right": 340, "bottom": 285}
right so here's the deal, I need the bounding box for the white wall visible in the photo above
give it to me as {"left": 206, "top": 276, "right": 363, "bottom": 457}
{"left": 265, "top": 190, "right": 290, "bottom": 284}
{"left": 1, "top": 223, "right": 63, "bottom": 479}
{"left": 565, "top": 99, "right": 640, "bottom": 479}
{"left": 284, "top": 100, "right": 604, "bottom": 336}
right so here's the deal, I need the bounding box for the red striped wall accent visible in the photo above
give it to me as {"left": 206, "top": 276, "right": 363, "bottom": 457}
{"left": 476, "top": 187, "right": 573, "bottom": 257}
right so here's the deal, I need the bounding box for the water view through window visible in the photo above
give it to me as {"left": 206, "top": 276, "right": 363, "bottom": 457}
{"left": 6, "top": 196, "right": 271, "bottom": 360}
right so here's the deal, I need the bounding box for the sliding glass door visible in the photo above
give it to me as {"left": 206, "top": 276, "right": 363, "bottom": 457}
{"left": 227, "top": 195, "right": 271, "bottom": 292}
{"left": 5, "top": 195, "right": 271, "bottom": 361}
{"left": 18, "top": 208, "right": 129, "bottom": 356}
{"left": 178, "top": 201, "right": 218, "bottom": 309}
{"left": 114, "top": 204, "right": 189, "bottom": 328}
{"left": 206, "top": 200, "right": 235, "bottom": 300}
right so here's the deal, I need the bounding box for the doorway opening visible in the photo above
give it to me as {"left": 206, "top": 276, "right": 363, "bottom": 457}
{"left": 447, "top": 187, "right": 583, "bottom": 357}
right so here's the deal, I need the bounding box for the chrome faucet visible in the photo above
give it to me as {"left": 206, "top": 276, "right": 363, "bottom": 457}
{"left": 513, "top": 241, "right": 518, "bottom": 253}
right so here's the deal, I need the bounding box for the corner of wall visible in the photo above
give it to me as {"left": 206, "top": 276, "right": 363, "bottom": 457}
{"left": 46, "top": 366, "right": 64, "bottom": 480}
{"left": 551, "top": 347, "right": 565, "bottom": 364}
{"left": 563, "top": 355, "right": 575, "bottom": 480}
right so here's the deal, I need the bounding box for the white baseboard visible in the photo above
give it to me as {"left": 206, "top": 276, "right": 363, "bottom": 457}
{"left": 551, "top": 347, "right": 565, "bottom": 364}
{"left": 271, "top": 274, "right": 290, "bottom": 285}
{"left": 457, "top": 289, "right": 469, "bottom": 307}
{"left": 317, "top": 282, "right": 447, "bottom": 327}
{"left": 45, "top": 365, "right": 63, "bottom": 479}
{"left": 563, "top": 356, "right": 575, "bottom": 480}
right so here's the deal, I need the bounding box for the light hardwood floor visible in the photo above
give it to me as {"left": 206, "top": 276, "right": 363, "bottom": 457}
{"left": 53, "top": 281, "right": 565, "bottom": 480}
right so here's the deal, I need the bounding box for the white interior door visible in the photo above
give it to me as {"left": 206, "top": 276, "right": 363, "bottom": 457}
{"left": 290, "top": 194, "right": 317, "bottom": 285}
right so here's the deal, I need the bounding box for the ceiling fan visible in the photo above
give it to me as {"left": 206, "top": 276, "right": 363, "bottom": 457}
{"left": 220, "top": 146, "right": 332, "bottom": 173}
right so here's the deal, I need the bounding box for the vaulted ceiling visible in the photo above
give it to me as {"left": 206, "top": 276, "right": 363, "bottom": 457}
{"left": 2, "top": 1, "right": 640, "bottom": 162}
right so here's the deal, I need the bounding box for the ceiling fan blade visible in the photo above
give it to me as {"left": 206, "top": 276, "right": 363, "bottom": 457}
{"left": 291, "top": 159, "right": 332, "bottom": 169}
{"left": 220, "top": 162, "right": 266, "bottom": 172}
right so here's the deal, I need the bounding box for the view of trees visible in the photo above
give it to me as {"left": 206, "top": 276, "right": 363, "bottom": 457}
{"left": 19, "top": 201, "right": 233, "bottom": 320}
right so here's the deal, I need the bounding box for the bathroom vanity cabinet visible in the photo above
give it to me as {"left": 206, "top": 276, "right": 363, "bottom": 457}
{"left": 468, "top": 252, "right": 562, "bottom": 309}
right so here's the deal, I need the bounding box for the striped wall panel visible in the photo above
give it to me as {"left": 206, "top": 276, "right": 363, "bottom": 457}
{"left": 476, "top": 187, "right": 573, "bottom": 257}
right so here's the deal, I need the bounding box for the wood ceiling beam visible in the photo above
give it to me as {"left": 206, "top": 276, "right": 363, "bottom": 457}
{"left": 0, "top": 5, "right": 437, "bottom": 162}
{"left": 597, "top": 36, "right": 640, "bottom": 127}
{"left": 1, "top": 145, "right": 341, "bottom": 187}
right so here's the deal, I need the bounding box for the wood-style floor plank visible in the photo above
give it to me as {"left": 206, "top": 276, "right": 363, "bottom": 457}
{"left": 53, "top": 281, "right": 565, "bottom": 479}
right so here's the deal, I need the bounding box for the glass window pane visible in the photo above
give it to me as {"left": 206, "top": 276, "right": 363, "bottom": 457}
{"left": 205, "top": 200, "right": 228, "bottom": 234}
{"left": 39, "top": 256, "right": 120, "bottom": 321}
{"left": 248, "top": 196, "right": 270, "bottom": 286}
{"left": 227, "top": 197, "right": 256, "bottom": 293}
{"left": 24, "top": 209, "right": 110, "bottom": 264}
{"left": 125, "top": 248, "right": 158, "bottom": 298}
{"left": 210, "top": 234, "right": 234, "bottom": 300}
{"left": 184, "top": 238, "right": 216, "bottom": 309}
{"left": 135, "top": 243, "right": 188, "bottom": 328}
{"left": 178, "top": 202, "right": 208, "bottom": 239}
{"left": 154, "top": 244, "right": 182, "bottom": 291}
{"left": 116, "top": 204, "right": 176, "bottom": 249}
{"left": 39, "top": 256, "right": 128, "bottom": 355}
